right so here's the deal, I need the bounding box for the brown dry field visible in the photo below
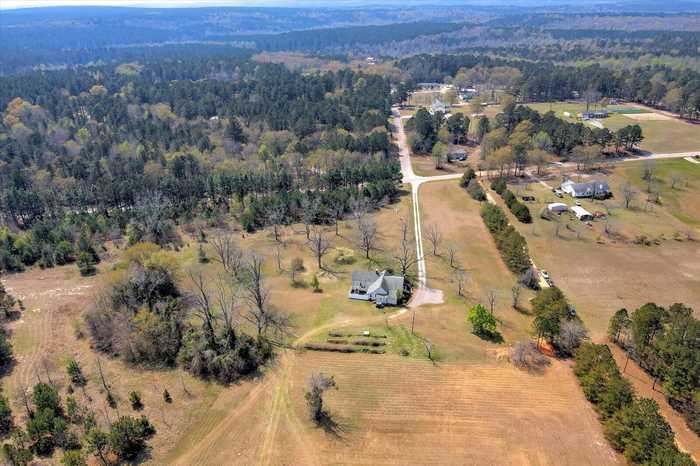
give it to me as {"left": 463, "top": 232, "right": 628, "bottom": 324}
{"left": 0, "top": 181, "right": 623, "bottom": 466}
{"left": 417, "top": 180, "right": 536, "bottom": 354}
{"left": 488, "top": 161, "right": 700, "bottom": 339}
{"left": 172, "top": 351, "right": 620, "bottom": 466}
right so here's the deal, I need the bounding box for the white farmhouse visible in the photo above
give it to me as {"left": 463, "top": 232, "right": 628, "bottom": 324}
{"left": 349, "top": 271, "right": 404, "bottom": 306}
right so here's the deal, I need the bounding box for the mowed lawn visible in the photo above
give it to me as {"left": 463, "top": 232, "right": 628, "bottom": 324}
{"left": 173, "top": 350, "right": 621, "bottom": 466}
{"left": 526, "top": 102, "right": 700, "bottom": 153}
{"left": 491, "top": 160, "right": 700, "bottom": 338}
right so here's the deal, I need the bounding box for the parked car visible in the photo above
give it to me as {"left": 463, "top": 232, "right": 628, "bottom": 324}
{"left": 522, "top": 195, "right": 536, "bottom": 202}
{"left": 575, "top": 201, "right": 582, "bottom": 206}
{"left": 540, "top": 270, "right": 550, "bottom": 280}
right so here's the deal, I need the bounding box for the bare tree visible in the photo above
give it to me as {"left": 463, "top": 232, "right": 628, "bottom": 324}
{"left": 621, "top": 182, "right": 636, "bottom": 209}
{"left": 305, "top": 371, "right": 337, "bottom": 423}
{"left": 641, "top": 161, "right": 656, "bottom": 192}
{"left": 274, "top": 244, "right": 283, "bottom": 273}
{"left": 189, "top": 270, "right": 218, "bottom": 347}
{"left": 350, "top": 196, "right": 369, "bottom": 227}
{"left": 426, "top": 224, "right": 441, "bottom": 256}
{"left": 241, "top": 252, "right": 287, "bottom": 340}
{"left": 329, "top": 199, "right": 345, "bottom": 236}
{"left": 423, "top": 339, "right": 435, "bottom": 364}
{"left": 486, "top": 290, "right": 497, "bottom": 315}
{"left": 511, "top": 341, "right": 550, "bottom": 371}
{"left": 553, "top": 214, "right": 562, "bottom": 238}
{"left": 210, "top": 234, "right": 243, "bottom": 278}
{"left": 358, "top": 219, "right": 378, "bottom": 259}
{"left": 301, "top": 196, "right": 321, "bottom": 240}
{"left": 670, "top": 172, "right": 683, "bottom": 190}
{"left": 16, "top": 380, "right": 32, "bottom": 418}
{"left": 308, "top": 227, "right": 332, "bottom": 270}
{"left": 267, "top": 203, "right": 286, "bottom": 243}
{"left": 446, "top": 243, "right": 458, "bottom": 269}
{"left": 557, "top": 320, "right": 589, "bottom": 356}
{"left": 214, "top": 276, "right": 239, "bottom": 350}
{"left": 455, "top": 269, "right": 467, "bottom": 297}
{"left": 511, "top": 284, "right": 522, "bottom": 309}
{"left": 395, "top": 238, "right": 418, "bottom": 278}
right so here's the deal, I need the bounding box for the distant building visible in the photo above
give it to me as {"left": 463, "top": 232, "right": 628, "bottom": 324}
{"left": 548, "top": 203, "right": 569, "bottom": 214}
{"left": 417, "top": 82, "right": 447, "bottom": 91}
{"left": 580, "top": 110, "right": 609, "bottom": 120}
{"left": 561, "top": 180, "right": 611, "bottom": 199}
{"left": 348, "top": 271, "right": 404, "bottom": 306}
{"left": 430, "top": 99, "right": 447, "bottom": 115}
{"left": 571, "top": 206, "right": 594, "bottom": 221}
{"left": 448, "top": 148, "right": 467, "bottom": 162}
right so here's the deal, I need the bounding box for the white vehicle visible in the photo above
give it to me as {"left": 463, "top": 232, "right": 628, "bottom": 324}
{"left": 541, "top": 270, "right": 550, "bottom": 280}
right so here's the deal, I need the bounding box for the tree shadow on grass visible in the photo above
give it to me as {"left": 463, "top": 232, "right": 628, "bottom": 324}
{"left": 316, "top": 411, "right": 353, "bottom": 441}
{"left": 472, "top": 330, "right": 504, "bottom": 344}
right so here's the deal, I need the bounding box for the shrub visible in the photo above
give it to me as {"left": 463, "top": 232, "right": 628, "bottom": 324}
{"left": 466, "top": 180, "right": 486, "bottom": 201}
{"left": 129, "top": 391, "right": 143, "bottom": 411}
{"left": 511, "top": 202, "right": 532, "bottom": 223}
{"left": 491, "top": 178, "right": 507, "bottom": 195}
{"left": 460, "top": 167, "right": 476, "bottom": 187}
{"left": 76, "top": 252, "right": 96, "bottom": 276}
{"left": 502, "top": 190, "right": 517, "bottom": 208}
{"left": 468, "top": 304, "right": 498, "bottom": 338}
{"left": 54, "top": 241, "right": 74, "bottom": 266}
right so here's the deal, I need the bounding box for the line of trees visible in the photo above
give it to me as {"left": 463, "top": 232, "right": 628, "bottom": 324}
{"left": 574, "top": 343, "right": 694, "bottom": 465}
{"left": 608, "top": 303, "right": 700, "bottom": 436}
{"left": 490, "top": 179, "right": 531, "bottom": 224}
{"left": 479, "top": 203, "right": 533, "bottom": 279}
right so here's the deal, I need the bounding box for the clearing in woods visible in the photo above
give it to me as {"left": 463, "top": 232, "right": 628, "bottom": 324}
{"left": 1, "top": 178, "right": 623, "bottom": 464}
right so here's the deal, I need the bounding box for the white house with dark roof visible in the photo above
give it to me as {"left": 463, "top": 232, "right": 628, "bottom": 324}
{"left": 349, "top": 270, "right": 404, "bottom": 306}
{"left": 561, "top": 180, "right": 611, "bottom": 199}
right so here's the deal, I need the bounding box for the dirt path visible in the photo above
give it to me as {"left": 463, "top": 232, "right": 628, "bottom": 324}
{"left": 392, "top": 107, "right": 461, "bottom": 307}
{"left": 610, "top": 345, "right": 700, "bottom": 462}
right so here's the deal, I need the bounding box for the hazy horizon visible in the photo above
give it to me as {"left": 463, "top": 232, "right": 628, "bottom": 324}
{"left": 0, "top": 0, "right": 649, "bottom": 11}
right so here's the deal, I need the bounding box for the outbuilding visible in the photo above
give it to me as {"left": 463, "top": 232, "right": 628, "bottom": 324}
{"left": 571, "top": 206, "right": 594, "bottom": 221}
{"left": 548, "top": 203, "right": 568, "bottom": 214}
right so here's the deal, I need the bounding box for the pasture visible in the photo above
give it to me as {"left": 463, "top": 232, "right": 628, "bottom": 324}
{"left": 526, "top": 102, "right": 700, "bottom": 154}
{"left": 491, "top": 159, "right": 700, "bottom": 338}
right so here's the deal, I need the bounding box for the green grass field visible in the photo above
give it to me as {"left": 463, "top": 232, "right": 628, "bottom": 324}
{"left": 526, "top": 102, "right": 700, "bottom": 153}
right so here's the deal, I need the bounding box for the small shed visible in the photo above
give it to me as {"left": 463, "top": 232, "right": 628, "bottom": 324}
{"left": 571, "top": 206, "right": 594, "bottom": 221}
{"left": 548, "top": 203, "right": 568, "bottom": 214}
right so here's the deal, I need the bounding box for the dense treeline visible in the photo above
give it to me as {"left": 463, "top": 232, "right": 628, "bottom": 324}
{"left": 398, "top": 54, "right": 700, "bottom": 118}
{"left": 241, "top": 22, "right": 465, "bottom": 52}
{"left": 0, "top": 57, "right": 400, "bottom": 273}
{"left": 490, "top": 179, "right": 531, "bottom": 224}
{"left": 574, "top": 343, "right": 694, "bottom": 465}
{"left": 480, "top": 203, "right": 532, "bottom": 278}
{"left": 609, "top": 303, "right": 700, "bottom": 435}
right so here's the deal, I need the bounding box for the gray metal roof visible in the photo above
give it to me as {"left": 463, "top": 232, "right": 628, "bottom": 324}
{"left": 351, "top": 271, "right": 404, "bottom": 296}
